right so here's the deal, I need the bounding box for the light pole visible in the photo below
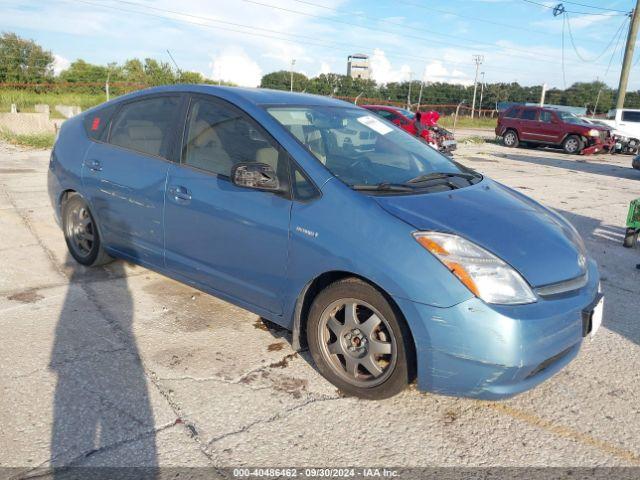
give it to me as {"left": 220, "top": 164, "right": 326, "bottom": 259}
{"left": 406, "top": 70, "right": 413, "bottom": 109}
{"left": 417, "top": 65, "right": 426, "bottom": 110}
{"left": 290, "top": 59, "right": 296, "bottom": 92}
{"left": 478, "top": 72, "right": 485, "bottom": 118}
{"left": 470, "top": 55, "right": 484, "bottom": 119}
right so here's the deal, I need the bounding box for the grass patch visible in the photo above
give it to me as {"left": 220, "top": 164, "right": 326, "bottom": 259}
{"left": 459, "top": 135, "right": 488, "bottom": 145}
{"left": 439, "top": 116, "right": 497, "bottom": 129}
{"left": 0, "top": 89, "right": 107, "bottom": 114}
{"left": 0, "top": 129, "right": 56, "bottom": 149}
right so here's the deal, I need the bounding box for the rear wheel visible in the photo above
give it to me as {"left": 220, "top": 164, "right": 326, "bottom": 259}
{"left": 306, "top": 278, "right": 414, "bottom": 399}
{"left": 623, "top": 228, "right": 638, "bottom": 248}
{"left": 503, "top": 129, "right": 519, "bottom": 148}
{"left": 563, "top": 135, "right": 583, "bottom": 154}
{"left": 62, "top": 195, "right": 112, "bottom": 266}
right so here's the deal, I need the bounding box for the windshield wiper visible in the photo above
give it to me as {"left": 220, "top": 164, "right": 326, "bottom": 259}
{"left": 351, "top": 182, "right": 415, "bottom": 192}
{"left": 406, "top": 172, "right": 479, "bottom": 184}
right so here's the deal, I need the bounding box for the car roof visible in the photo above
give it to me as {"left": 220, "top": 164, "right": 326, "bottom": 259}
{"left": 363, "top": 104, "right": 401, "bottom": 110}
{"left": 109, "top": 84, "right": 354, "bottom": 108}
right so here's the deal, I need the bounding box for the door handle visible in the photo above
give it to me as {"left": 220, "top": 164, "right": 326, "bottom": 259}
{"left": 168, "top": 185, "right": 192, "bottom": 203}
{"left": 85, "top": 159, "right": 102, "bottom": 172}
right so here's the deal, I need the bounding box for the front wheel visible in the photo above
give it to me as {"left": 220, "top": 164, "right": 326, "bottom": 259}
{"left": 306, "top": 278, "right": 415, "bottom": 399}
{"left": 62, "top": 195, "right": 112, "bottom": 266}
{"left": 563, "top": 135, "right": 583, "bottom": 154}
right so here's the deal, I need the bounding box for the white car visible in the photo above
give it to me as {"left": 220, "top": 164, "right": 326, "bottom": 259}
{"left": 597, "top": 109, "right": 640, "bottom": 154}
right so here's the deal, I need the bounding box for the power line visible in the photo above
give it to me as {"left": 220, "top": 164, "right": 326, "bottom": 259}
{"left": 522, "top": 0, "right": 629, "bottom": 16}
{"left": 243, "top": 0, "right": 615, "bottom": 68}
{"left": 561, "top": 0, "right": 632, "bottom": 14}
{"left": 565, "top": 12, "right": 630, "bottom": 62}
{"left": 70, "top": 0, "right": 579, "bottom": 80}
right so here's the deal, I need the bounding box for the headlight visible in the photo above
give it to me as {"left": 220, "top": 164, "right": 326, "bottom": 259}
{"left": 413, "top": 232, "right": 537, "bottom": 305}
{"left": 588, "top": 129, "right": 600, "bottom": 137}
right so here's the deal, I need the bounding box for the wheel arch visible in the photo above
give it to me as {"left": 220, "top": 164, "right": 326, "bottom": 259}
{"left": 291, "top": 270, "right": 417, "bottom": 364}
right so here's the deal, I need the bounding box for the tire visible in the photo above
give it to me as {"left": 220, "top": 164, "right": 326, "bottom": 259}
{"left": 623, "top": 228, "right": 638, "bottom": 248}
{"left": 502, "top": 129, "right": 519, "bottom": 148}
{"left": 563, "top": 135, "right": 583, "bottom": 154}
{"left": 632, "top": 155, "right": 640, "bottom": 170}
{"left": 62, "top": 194, "right": 112, "bottom": 266}
{"left": 306, "top": 278, "right": 415, "bottom": 399}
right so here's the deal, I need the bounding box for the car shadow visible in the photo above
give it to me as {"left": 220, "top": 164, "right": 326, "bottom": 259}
{"left": 495, "top": 150, "right": 640, "bottom": 181}
{"left": 49, "top": 256, "right": 157, "bottom": 478}
{"left": 558, "top": 209, "right": 640, "bottom": 347}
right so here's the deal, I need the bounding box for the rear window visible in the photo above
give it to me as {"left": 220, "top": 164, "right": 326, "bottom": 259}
{"left": 108, "top": 96, "right": 181, "bottom": 158}
{"left": 622, "top": 111, "right": 640, "bottom": 123}
{"left": 520, "top": 109, "right": 537, "bottom": 121}
{"left": 83, "top": 104, "right": 117, "bottom": 142}
{"left": 503, "top": 107, "right": 520, "bottom": 118}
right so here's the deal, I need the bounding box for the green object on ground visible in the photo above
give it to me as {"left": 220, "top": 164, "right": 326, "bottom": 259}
{"left": 623, "top": 198, "right": 640, "bottom": 248}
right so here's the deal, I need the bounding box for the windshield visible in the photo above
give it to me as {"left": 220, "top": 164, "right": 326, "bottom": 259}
{"left": 395, "top": 108, "right": 415, "bottom": 119}
{"left": 556, "top": 111, "right": 586, "bottom": 125}
{"left": 267, "top": 105, "right": 477, "bottom": 191}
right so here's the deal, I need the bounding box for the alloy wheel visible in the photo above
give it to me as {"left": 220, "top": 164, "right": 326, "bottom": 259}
{"left": 317, "top": 298, "right": 397, "bottom": 388}
{"left": 65, "top": 204, "right": 95, "bottom": 258}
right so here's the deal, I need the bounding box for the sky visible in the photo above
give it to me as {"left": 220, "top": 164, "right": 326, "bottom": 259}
{"left": 1, "top": 0, "right": 638, "bottom": 90}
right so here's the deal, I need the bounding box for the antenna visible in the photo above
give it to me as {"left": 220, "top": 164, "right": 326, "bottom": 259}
{"left": 166, "top": 49, "right": 182, "bottom": 78}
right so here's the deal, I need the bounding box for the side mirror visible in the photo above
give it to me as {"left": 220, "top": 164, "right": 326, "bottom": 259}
{"left": 231, "top": 162, "right": 280, "bottom": 191}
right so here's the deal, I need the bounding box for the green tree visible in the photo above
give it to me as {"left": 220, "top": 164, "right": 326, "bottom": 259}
{"left": 59, "top": 59, "right": 109, "bottom": 83}
{"left": 260, "top": 70, "right": 308, "bottom": 91}
{"left": 0, "top": 32, "right": 54, "bottom": 83}
{"left": 178, "top": 70, "right": 204, "bottom": 84}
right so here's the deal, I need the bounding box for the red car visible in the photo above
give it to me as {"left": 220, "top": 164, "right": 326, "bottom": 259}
{"left": 362, "top": 105, "right": 457, "bottom": 154}
{"left": 496, "top": 105, "right": 614, "bottom": 155}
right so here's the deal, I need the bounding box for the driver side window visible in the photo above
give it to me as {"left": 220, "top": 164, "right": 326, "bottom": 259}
{"left": 183, "top": 98, "right": 281, "bottom": 177}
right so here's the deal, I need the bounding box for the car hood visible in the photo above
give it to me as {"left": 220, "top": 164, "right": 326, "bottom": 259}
{"left": 373, "top": 179, "right": 587, "bottom": 287}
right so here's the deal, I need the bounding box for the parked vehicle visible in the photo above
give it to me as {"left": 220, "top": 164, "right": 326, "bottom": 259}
{"left": 49, "top": 86, "right": 603, "bottom": 400}
{"left": 363, "top": 105, "right": 457, "bottom": 155}
{"left": 598, "top": 109, "right": 640, "bottom": 150}
{"left": 496, "top": 105, "right": 613, "bottom": 154}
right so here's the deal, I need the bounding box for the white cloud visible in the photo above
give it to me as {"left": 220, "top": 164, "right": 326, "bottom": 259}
{"left": 370, "top": 49, "right": 411, "bottom": 84}
{"left": 317, "top": 61, "right": 332, "bottom": 76}
{"left": 209, "top": 49, "right": 262, "bottom": 87}
{"left": 52, "top": 54, "right": 71, "bottom": 76}
{"left": 423, "top": 61, "right": 473, "bottom": 86}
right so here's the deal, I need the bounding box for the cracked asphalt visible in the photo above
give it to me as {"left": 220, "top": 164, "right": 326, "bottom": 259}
{"left": 1, "top": 138, "right": 639, "bottom": 475}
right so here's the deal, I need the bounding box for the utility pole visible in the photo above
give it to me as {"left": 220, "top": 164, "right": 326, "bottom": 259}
{"left": 470, "top": 55, "right": 484, "bottom": 119}
{"left": 539, "top": 83, "right": 547, "bottom": 107}
{"left": 478, "top": 72, "right": 485, "bottom": 117}
{"left": 407, "top": 70, "right": 413, "bottom": 109}
{"left": 105, "top": 70, "right": 110, "bottom": 102}
{"left": 417, "top": 66, "right": 426, "bottom": 110}
{"left": 290, "top": 59, "right": 296, "bottom": 92}
{"left": 617, "top": 2, "right": 640, "bottom": 109}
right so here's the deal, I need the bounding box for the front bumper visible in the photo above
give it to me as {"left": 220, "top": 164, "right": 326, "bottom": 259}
{"left": 394, "top": 259, "right": 600, "bottom": 400}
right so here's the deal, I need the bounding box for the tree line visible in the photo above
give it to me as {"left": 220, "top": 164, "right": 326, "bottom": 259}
{"left": 1, "top": 31, "right": 638, "bottom": 114}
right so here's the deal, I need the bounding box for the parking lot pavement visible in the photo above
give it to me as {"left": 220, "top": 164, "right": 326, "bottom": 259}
{"left": 1, "top": 140, "right": 639, "bottom": 474}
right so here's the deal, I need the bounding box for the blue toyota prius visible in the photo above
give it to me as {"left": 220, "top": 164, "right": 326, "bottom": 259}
{"left": 48, "top": 85, "right": 604, "bottom": 400}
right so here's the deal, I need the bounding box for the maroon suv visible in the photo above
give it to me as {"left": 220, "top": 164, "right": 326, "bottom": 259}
{"left": 496, "top": 105, "right": 613, "bottom": 155}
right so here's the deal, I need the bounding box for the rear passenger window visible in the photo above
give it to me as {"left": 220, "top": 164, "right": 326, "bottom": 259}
{"left": 539, "top": 111, "right": 553, "bottom": 123}
{"left": 183, "top": 97, "right": 283, "bottom": 179}
{"left": 622, "top": 111, "right": 640, "bottom": 122}
{"left": 109, "top": 96, "right": 181, "bottom": 158}
{"left": 520, "top": 109, "right": 537, "bottom": 121}
{"left": 83, "top": 104, "right": 117, "bottom": 141}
